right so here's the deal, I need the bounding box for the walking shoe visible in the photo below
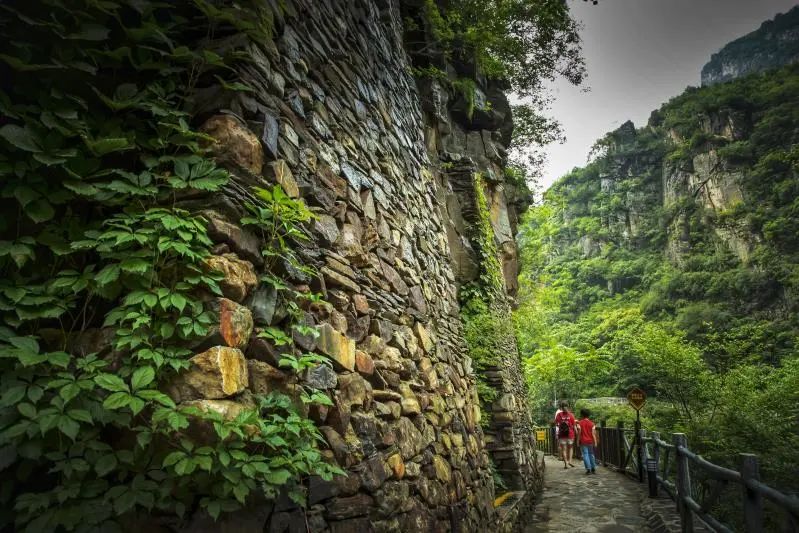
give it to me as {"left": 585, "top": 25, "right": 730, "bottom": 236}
{"left": 585, "top": 470, "right": 591, "bottom": 475}
{"left": 591, "top": 468, "right": 596, "bottom": 474}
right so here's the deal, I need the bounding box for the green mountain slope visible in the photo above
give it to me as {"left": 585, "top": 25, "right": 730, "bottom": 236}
{"left": 515, "top": 64, "right": 799, "bottom": 504}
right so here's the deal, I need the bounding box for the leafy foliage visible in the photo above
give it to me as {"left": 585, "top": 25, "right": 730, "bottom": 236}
{"left": 460, "top": 175, "right": 512, "bottom": 422}
{"left": 515, "top": 64, "right": 799, "bottom": 507}
{"left": 0, "top": 2, "right": 339, "bottom": 530}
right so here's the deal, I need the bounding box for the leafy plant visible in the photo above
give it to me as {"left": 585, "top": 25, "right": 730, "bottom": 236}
{"left": 0, "top": 1, "right": 339, "bottom": 530}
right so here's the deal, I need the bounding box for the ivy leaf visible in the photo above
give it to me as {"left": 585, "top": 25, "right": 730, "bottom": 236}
{"left": 17, "top": 403, "right": 36, "bottom": 418}
{"left": 63, "top": 179, "right": 100, "bottom": 196}
{"left": 120, "top": 258, "right": 150, "bottom": 274}
{"left": 232, "top": 484, "right": 249, "bottom": 504}
{"left": 67, "top": 409, "right": 93, "bottom": 424}
{"left": 103, "top": 392, "right": 131, "bottom": 410}
{"left": 0, "top": 385, "right": 26, "bottom": 407}
{"left": 265, "top": 469, "right": 292, "bottom": 485}
{"left": 170, "top": 293, "right": 186, "bottom": 313}
{"left": 162, "top": 451, "right": 185, "bottom": 468}
{"left": 13, "top": 186, "right": 39, "bottom": 207}
{"left": 59, "top": 383, "right": 81, "bottom": 403}
{"left": 57, "top": 415, "right": 80, "bottom": 440}
{"left": 94, "top": 374, "right": 129, "bottom": 393}
{"left": 85, "top": 137, "right": 132, "bottom": 156}
{"left": 0, "top": 124, "right": 42, "bottom": 152}
{"left": 128, "top": 396, "right": 145, "bottom": 415}
{"left": 24, "top": 198, "right": 55, "bottom": 223}
{"left": 9, "top": 336, "right": 39, "bottom": 353}
{"left": 68, "top": 23, "right": 111, "bottom": 41}
{"left": 131, "top": 366, "right": 155, "bottom": 391}
{"left": 95, "top": 264, "right": 120, "bottom": 286}
{"left": 49, "top": 352, "right": 70, "bottom": 368}
{"left": 113, "top": 490, "right": 137, "bottom": 515}
{"left": 206, "top": 501, "right": 221, "bottom": 520}
{"left": 95, "top": 454, "right": 117, "bottom": 476}
{"left": 137, "top": 389, "right": 175, "bottom": 408}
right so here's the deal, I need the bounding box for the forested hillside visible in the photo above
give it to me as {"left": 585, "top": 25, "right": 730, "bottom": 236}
{"left": 515, "top": 63, "right": 799, "bottom": 496}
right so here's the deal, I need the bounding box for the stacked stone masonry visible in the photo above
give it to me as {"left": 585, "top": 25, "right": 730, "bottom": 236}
{"left": 169, "top": 1, "right": 540, "bottom": 531}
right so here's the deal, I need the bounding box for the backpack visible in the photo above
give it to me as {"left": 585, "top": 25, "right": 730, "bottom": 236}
{"left": 557, "top": 414, "right": 570, "bottom": 438}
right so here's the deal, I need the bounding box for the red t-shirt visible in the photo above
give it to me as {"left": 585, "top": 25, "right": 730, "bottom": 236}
{"left": 578, "top": 418, "right": 595, "bottom": 445}
{"left": 554, "top": 411, "right": 576, "bottom": 439}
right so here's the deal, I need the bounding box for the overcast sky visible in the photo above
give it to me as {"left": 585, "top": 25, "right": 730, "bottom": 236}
{"left": 536, "top": 0, "right": 799, "bottom": 191}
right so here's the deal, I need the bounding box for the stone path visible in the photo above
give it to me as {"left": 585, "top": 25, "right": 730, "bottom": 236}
{"left": 525, "top": 455, "right": 650, "bottom": 533}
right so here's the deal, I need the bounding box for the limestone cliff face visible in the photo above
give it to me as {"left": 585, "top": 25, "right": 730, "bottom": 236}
{"left": 176, "top": 1, "right": 537, "bottom": 531}
{"left": 701, "top": 6, "right": 799, "bottom": 86}
{"left": 569, "top": 115, "right": 756, "bottom": 269}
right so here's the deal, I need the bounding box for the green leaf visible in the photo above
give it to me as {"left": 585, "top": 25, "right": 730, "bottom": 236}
{"left": 60, "top": 383, "right": 81, "bottom": 403}
{"left": 95, "top": 264, "right": 121, "bottom": 286}
{"left": 95, "top": 374, "right": 129, "bottom": 392}
{"left": 85, "top": 137, "right": 132, "bottom": 156}
{"left": 57, "top": 415, "right": 80, "bottom": 440}
{"left": 10, "top": 336, "right": 39, "bottom": 353}
{"left": 265, "top": 469, "right": 293, "bottom": 485}
{"left": 13, "top": 186, "right": 39, "bottom": 207}
{"left": 103, "top": 392, "right": 131, "bottom": 409}
{"left": 17, "top": 402, "right": 36, "bottom": 418}
{"left": 232, "top": 483, "right": 249, "bottom": 503}
{"left": 95, "top": 454, "right": 117, "bottom": 476}
{"left": 163, "top": 451, "right": 185, "bottom": 467}
{"left": 206, "top": 500, "right": 221, "bottom": 520}
{"left": 0, "top": 124, "right": 41, "bottom": 152}
{"left": 120, "top": 258, "right": 150, "bottom": 274}
{"left": 24, "top": 199, "right": 55, "bottom": 223}
{"left": 49, "top": 351, "right": 70, "bottom": 368}
{"left": 136, "top": 389, "right": 175, "bottom": 408}
{"left": 131, "top": 366, "right": 155, "bottom": 391}
{"left": 114, "top": 490, "right": 137, "bottom": 515}
{"left": 0, "top": 385, "right": 26, "bottom": 407}
{"left": 128, "top": 396, "right": 145, "bottom": 415}
{"left": 170, "top": 293, "right": 187, "bottom": 313}
{"left": 67, "top": 409, "right": 93, "bottom": 424}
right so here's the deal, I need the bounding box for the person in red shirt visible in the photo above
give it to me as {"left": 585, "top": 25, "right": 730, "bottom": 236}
{"left": 553, "top": 401, "right": 577, "bottom": 468}
{"left": 576, "top": 408, "right": 598, "bottom": 474}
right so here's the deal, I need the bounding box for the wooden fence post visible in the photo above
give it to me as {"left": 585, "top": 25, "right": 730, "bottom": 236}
{"left": 674, "top": 433, "right": 693, "bottom": 533}
{"left": 600, "top": 420, "right": 607, "bottom": 466}
{"left": 651, "top": 431, "right": 661, "bottom": 491}
{"left": 740, "top": 453, "right": 764, "bottom": 533}
{"left": 638, "top": 428, "right": 646, "bottom": 482}
{"left": 616, "top": 420, "right": 625, "bottom": 470}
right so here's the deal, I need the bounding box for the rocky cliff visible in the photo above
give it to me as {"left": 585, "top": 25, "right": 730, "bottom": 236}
{"left": 181, "top": 1, "right": 538, "bottom": 531}
{"left": 701, "top": 6, "right": 799, "bottom": 86}
{"left": 540, "top": 59, "right": 799, "bottom": 363}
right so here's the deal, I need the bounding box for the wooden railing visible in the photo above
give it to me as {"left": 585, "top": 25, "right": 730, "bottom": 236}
{"left": 546, "top": 422, "right": 799, "bottom": 531}
{"left": 596, "top": 423, "right": 799, "bottom": 533}
{"left": 642, "top": 431, "right": 799, "bottom": 533}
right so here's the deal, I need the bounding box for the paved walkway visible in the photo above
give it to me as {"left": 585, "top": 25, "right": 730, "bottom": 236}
{"left": 525, "top": 455, "right": 649, "bottom": 533}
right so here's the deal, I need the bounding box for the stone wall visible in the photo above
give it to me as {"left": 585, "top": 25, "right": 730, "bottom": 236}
{"left": 173, "top": 1, "right": 538, "bottom": 531}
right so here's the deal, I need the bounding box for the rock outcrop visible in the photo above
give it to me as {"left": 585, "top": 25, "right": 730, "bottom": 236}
{"left": 701, "top": 6, "right": 799, "bottom": 86}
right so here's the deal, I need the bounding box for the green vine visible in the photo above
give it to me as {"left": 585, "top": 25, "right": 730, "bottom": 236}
{"left": 0, "top": 2, "right": 338, "bottom": 531}
{"left": 460, "top": 174, "right": 511, "bottom": 426}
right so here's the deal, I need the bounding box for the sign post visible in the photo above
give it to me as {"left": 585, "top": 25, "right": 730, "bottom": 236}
{"left": 627, "top": 387, "right": 647, "bottom": 482}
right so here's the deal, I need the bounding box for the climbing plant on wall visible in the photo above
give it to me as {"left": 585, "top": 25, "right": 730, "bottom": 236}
{"left": 460, "top": 174, "right": 513, "bottom": 419}
{"left": 0, "top": 2, "right": 339, "bottom": 530}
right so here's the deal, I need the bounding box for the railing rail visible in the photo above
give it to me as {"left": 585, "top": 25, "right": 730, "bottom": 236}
{"left": 643, "top": 431, "right": 799, "bottom": 532}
